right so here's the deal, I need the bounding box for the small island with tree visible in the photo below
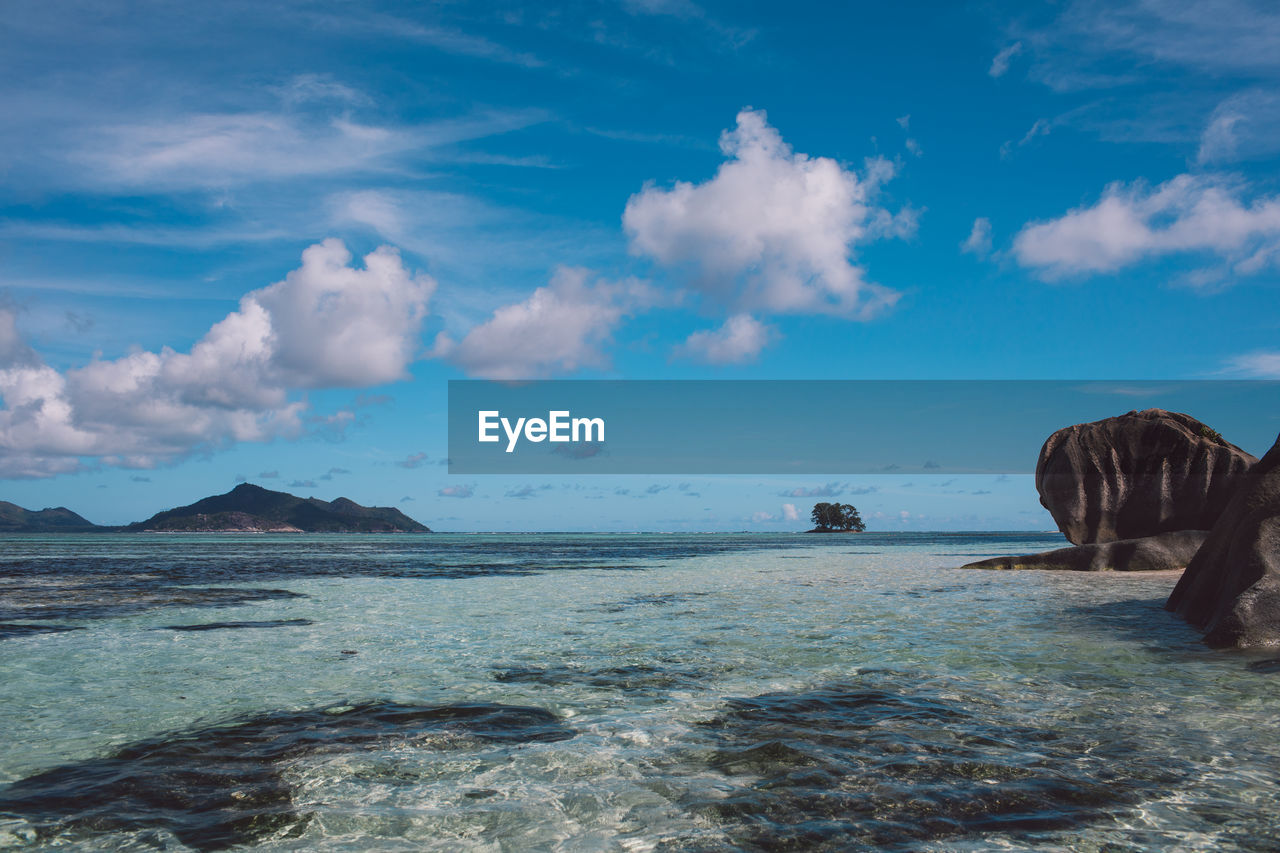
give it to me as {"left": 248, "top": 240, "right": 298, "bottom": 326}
{"left": 807, "top": 502, "right": 866, "bottom": 533}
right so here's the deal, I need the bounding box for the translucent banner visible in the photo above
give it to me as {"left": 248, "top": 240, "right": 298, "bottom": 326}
{"left": 447, "top": 380, "right": 1279, "bottom": 474}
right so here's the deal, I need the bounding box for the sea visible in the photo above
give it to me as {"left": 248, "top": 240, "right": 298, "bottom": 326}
{"left": 0, "top": 532, "right": 1277, "bottom": 852}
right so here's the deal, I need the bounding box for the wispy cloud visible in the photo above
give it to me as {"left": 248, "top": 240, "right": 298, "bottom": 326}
{"left": 304, "top": 11, "right": 545, "bottom": 68}
{"left": 505, "top": 484, "right": 553, "bottom": 499}
{"left": 1220, "top": 350, "right": 1280, "bottom": 378}
{"left": 397, "top": 453, "right": 430, "bottom": 470}
{"left": 989, "top": 42, "right": 1023, "bottom": 77}
{"left": 779, "top": 482, "right": 848, "bottom": 498}
{"left": 1197, "top": 90, "right": 1280, "bottom": 164}
{"left": 73, "top": 107, "right": 547, "bottom": 191}
{"left": 1004, "top": 1, "right": 1280, "bottom": 160}
{"left": 1000, "top": 118, "right": 1052, "bottom": 158}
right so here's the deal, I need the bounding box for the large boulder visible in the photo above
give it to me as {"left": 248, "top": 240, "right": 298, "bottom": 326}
{"left": 961, "top": 530, "right": 1208, "bottom": 572}
{"left": 1036, "top": 409, "right": 1255, "bottom": 545}
{"left": 1166, "top": 433, "right": 1280, "bottom": 648}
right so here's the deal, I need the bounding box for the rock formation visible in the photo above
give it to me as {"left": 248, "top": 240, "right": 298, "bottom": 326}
{"left": 1036, "top": 409, "right": 1255, "bottom": 545}
{"left": 962, "top": 530, "right": 1207, "bottom": 572}
{"left": 1166, "top": 433, "right": 1280, "bottom": 648}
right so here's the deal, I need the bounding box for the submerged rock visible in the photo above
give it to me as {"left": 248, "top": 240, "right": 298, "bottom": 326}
{"left": 1036, "top": 409, "right": 1255, "bottom": 545}
{"left": 961, "top": 530, "right": 1208, "bottom": 572}
{"left": 689, "top": 670, "right": 1185, "bottom": 850}
{"left": 1167, "top": 432, "right": 1280, "bottom": 648}
{"left": 0, "top": 701, "right": 573, "bottom": 851}
{"left": 0, "top": 623, "right": 84, "bottom": 639}
{"left": 155, "top": 618, "right": 314, "bottom": 631}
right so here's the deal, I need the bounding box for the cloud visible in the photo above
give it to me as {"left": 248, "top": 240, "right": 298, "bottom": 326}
{"left": 675, "top": 314, "right": 774, "bottom": 364}
{"left": 1000, "top": 118, "right": 1052, "bottom": 158}
{"left": 306, "top": 11, "right": 545, "bottom": 68}
{"left": 616, "top": 0, "right": 756, "bottom": 48}
{"left": 288, "top": 479, "right": 317, "bottom": 489}
{"left": 432, "top": 267, "right": 657, "bottom": 379}
{"left": 1004, "top": 1, "right": 1280, "bottom": 96}
{"left": 781, "top": 502, "right": 799, "bottom": 521}
{"left": 1221, "top": 350, "right": 1280, "bottom": 377}
{"left": 1198, "top": 90, "right": 1280, "bottom": 164}
{"left": 1037, "top": 1, "right": 1280, "bottom": 82}
{"left": 0, "top": 307, "right": 38, "bottom": 368}
{"left": 72, "top": 107, "right": 546, "bottom": 191}
{"left": 397, "top": 452, "right": 430, "bottom": 469}
{"left": 438, "top": 484, "right": 474, "bottom": 498}
{"left": 551, "top": 441, "right": 606, "bottom": 460}
{"left": 989, "top": 42, "right": 1023, "bottom": 77}
{"left": 623, "top": 108, "right": 910, "bottom": 318}
{"left": 129, "top": 475, "right": 151, "bottom": 483}
{"left": 1012, "top": 174, "right": 1280, "bottom": 278}
{"left": 64, "top": 312, "right": 93, "bottom": 334}
{"left": 779, "top": 481, "right": 846, "bottom": 498}
{"left": 999, "top": 2, "right": 1280, "bottom": 158}
{"left": 258, "top": 471, "right": 280, "bottom": 479}
{"left": 621, "top": 0, "right": 704, "bottom": 17}
{"left": 0, "top": 240, "right": 432, "bottom": 478}
{"left": 961, "top": 218, "right": 993, "bottom": 257}
{"left": 645, "top": 484, "right": 669, "bottom": 494}
{"left": 272, "top": 74, "right": 369, "bottom": 107}
{"left": 505, "top": 484, "right": 552, "bottom": 499}
{"left": 319, "top": 466, "right": 350, "bottom": 480}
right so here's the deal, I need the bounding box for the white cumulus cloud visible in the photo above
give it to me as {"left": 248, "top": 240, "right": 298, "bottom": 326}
{"left": 623, "top": 108, "right": 910, "bottom": 319}
{"left": 675, "top": 314, "right": 774, "bottom": 364}
{"left": 432, "top": 267, "right": 657, "bottom": 379}
{"left": 0, "top": 240, "right": 433, "bottom": 478}
{"left": 782, "top": 502, "right": 800, "bottom": 521}
{"left": 1012, "top": 174, "right": 1280, "bottom": 278}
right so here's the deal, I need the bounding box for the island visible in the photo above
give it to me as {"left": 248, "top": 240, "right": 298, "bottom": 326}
{"left": 125, "top": 483, "right": 431, "bottom": 533}
{"left": 0, "top": 501, "right": 100, "bottom": 532}
{"left": 806, "top": 502, "right": 866, "bottom": 533}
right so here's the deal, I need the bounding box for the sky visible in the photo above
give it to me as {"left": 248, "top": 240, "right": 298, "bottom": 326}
{"left": 1, "top": 0, "right": 1278, "bottom": 530}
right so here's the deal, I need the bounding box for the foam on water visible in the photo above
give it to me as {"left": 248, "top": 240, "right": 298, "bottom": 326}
{"left": 0, "top": 533, "right": 1277, "bottom": 851}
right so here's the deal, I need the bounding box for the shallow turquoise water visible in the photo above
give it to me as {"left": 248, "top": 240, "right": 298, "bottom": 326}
{"left": 0, "top": 533, "right": 1277, "bottom": 851}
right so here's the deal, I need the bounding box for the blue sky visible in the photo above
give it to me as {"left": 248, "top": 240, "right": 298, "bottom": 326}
{"left": 1, "top": 0, "right": 1278, "bottom": 529}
